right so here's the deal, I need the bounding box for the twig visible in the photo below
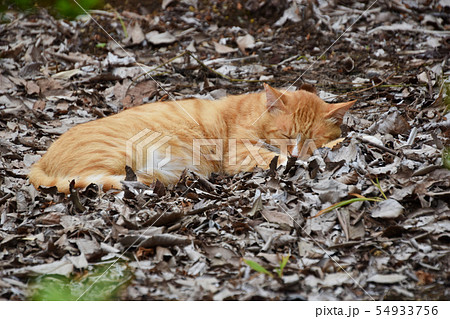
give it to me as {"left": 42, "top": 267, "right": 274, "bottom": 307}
{"left": 368, "top": 23, "right": 450, "bottom": 36}
{"left": 349, "top": 72, "right": 396, "bottom": 95}
{"left": 327, "top": 241, "right": 364, "bottom": 249}
{"left": 186, "top": 51, "right": 273, "bottom": 83}
{"left": 47, "top": 51, "right": 88, "bottom": 63}
{"left": 371, "top": 177, "right": 387, "bottom": 200}
{"left": 203, "top": 55, "right": 259, "bottom": 66}
{"left": 112, "top": 9, "right": 128, "bottom": 38}
{"left": 69, "top": 180, "right": 86, "bottom": 213}
{"left": 185, "top": 203, "right": 218, "bottom": 215}
{"left": 88, "top": 10, "right": 116, "bottom": 17}
{"left": 0, "top": 193, "right": 13, "bottom": 205}
{"left": 411, "top": 165, "right": 441, "bottom": 177}
{"left": 134, "top": 51, "right": 274, "bottom": 84}
{"left": 133, "top": 51, "right": 189, "bottom": 82}
{"left": 356, "top": 136, "right": 398, "bottom": 156}
{"left": 405, "top": 127, "right": 418, "bottom": 146}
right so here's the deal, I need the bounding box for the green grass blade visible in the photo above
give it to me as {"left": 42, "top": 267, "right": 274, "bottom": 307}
{"left": 371, "top": 177, "right": 387, "bottom": 200}
{"left": 312, "top": 196, "right": 382, "bottom": 218}
{"left": 275, "top": 254, "right": 290, "bottom": 278}
{"left": 243, "top": 259, "right": 272, "bottom": 277}
{"left": 443, "top": 147, "right": 450, "bottom": 170}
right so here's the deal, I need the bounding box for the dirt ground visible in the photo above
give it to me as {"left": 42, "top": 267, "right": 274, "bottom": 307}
{"left": 0, "top": 0, "right": 449, "bottom": 300}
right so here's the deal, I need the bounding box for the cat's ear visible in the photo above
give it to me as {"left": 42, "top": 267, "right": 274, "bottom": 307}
{"left": 264, "top": 83, "right": 286, "bottom": 112}
{"left": 325, "top": 100, "right": 356, "bottom": 124}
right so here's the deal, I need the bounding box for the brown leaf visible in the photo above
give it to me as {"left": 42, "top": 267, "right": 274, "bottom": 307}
{"left": 141, "top": 209, "right": 183, "bottom": 227}
{"left": 75, "top": 238, "right": 102, "bottom": 260}
{"left": 122, "top": 80, "right": 157, "bottom": 107}
{"left": 261, "top": 208, "right": 294, "bottom": 228}
{"left": 36, "top": 78, "right": 67, "bottom": 97}
{"left": 128, "top": 21, "right": 145, "bottom": 44}
{"left": 416, "top": 270, "right": 435, "bottom": 285}
{"left": 36, "top": 212, "right": 62, "bottom": 225}
{"left": 236, "top": 34, "right": 255, "bottom": 53}
{"left": 25, "top": 81, "right": 40, "bottom": 95}
{"left": 33, "top": 100, "right": 46, "bottom": 111}
{"left": 125, "top": 165, "right": 137, "bottom": 181}
{"left": 153, "top": 179, "right": 166, "bottom": 197}
{"left": 213, "top": 41, "right": 238, "bottom": 54}
{"left": 120, "top": 234, "right": 191, "bottom": 248}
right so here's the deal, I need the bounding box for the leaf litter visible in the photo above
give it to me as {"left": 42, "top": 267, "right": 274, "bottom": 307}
{"left": 0, "top": 0, "right": 449, "bottom": 300}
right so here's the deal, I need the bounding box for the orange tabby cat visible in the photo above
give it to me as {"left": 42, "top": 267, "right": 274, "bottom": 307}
{"left": 29, "top": 84, "right": 354, "bottom": 194}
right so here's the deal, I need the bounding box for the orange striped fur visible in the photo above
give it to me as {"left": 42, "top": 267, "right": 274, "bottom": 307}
{"left": 29, "top": 84, "right": 354, "bottom": 194}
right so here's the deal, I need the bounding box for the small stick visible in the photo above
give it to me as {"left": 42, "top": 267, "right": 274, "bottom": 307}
{"left": 350, "top": 72, "right": 396, "bottom": 95}
{"left": 0, "top": 193, "right": 13, "bottom": 206}
{"left": 185, "top": 203, "right": 218, "bottom": 215}
{"left": 69, "top": 180, "right": 86, "bottom": 213}
{"left": 48, "top": 51, "right": 88, "bottom": 63}
{"left": 186, "top": 51, "right": 272, "bottom": 83}
{"left": 356, "top": 136, "right": 398, "bottom": 156}
{"left": 405, "top": 127, "right": 418, "bottom": 146}
{"left": 134, "top": 51, "right": 274, "bottom": 84}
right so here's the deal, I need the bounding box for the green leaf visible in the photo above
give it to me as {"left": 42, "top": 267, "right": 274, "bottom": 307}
{"left": 443, "top": 147, "right": 450, "bottom": 170}
{"left": 312, "top": 196, "right": 382, "bottom": 218}
{"left": 2, "top": 0, "right": 104, "bottom": 20}
{"left": 279, "top": 255, "right": 289, "bottom": 272}
{"left": 274, "top": 254, "right": 290, "bottom": 278}
{"left": 243, "top": 259, "right": 272, "bottom": 277}
{"left": 371, "top": 177, "right": 387, "bottom": 200}
{"left": 29, "top": 262, "right": 132, "bottom": 301}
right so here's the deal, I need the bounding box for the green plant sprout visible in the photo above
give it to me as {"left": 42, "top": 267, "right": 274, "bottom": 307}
{"left": 2, "top": 0, "right": 103, "bottom": 19}
{"left": 371, "top": 177, "right": 388, "bottom": 200}
{"left": 244, "top": 254, "right": 290, "bottom": 278}
{"left": 28, "top": 263, "right": 132, "bottom": 301}
{"left": 244, "top": 259, "right": 272, "bottom": 277}
{"left": 296, "top": 55, "right": 310, "bottom": 62}
{"left": 443, "top": 81, "right": 450, "bottom": 114}
{"left": 312, "top": 194, "right": 382, "bottom": 218}
{"left": 312, "top": 176, "right": 388, "bottom": 218}
{"left": 274, "top": 254, "right": 290, "bottom": 278}
{"left": 443, "top": 147, "right": 450, "bottom": 170}
{"left": 433, "top": 68, "right": 448, "bottom": 114}
{"left": 112, "top": 8, "right": 127, "bottom": 38}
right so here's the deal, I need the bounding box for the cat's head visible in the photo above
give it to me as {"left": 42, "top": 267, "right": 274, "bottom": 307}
{"left": 263, "top": 83, "right": 355, "bottom": 156}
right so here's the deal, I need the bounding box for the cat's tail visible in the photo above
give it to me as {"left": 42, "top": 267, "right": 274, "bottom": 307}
{"left": 29, "top": 161, "right": 123, "bottom": 194}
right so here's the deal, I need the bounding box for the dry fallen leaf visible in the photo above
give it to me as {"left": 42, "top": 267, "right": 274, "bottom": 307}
{"left": 127, "top": 21, "right": 145, "bottom": 44}
{"left": 145, "top": 31, "right": 177, "bottom": 45}
{"left": 371, "top": 199, "right": 404, "bottom": 219}
{"left": 236, "top": 34, "right": 255, "bottom": 53}
{"left": 367, "top": 274, "right": 407, "bottom": 284}
{"left": 213, "top": 41, "right": 238, "bottom": 54}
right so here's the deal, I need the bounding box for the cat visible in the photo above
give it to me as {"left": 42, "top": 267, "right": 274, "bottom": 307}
{"left": 29, "top": 84, "right": 355, "bottom": 194}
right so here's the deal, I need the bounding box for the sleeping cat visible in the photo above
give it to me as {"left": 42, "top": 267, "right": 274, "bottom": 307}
{"left": 29, "top": 84, "right": 355, "bottom": 194}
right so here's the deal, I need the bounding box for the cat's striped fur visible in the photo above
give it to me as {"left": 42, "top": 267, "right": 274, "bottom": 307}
{"left": 29, "top": 84, "right": 354, "bottom": 193}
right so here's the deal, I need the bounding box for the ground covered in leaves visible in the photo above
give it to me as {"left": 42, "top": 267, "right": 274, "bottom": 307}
{"left": 1, "top": 0, "right": 449, "bottom": 300}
